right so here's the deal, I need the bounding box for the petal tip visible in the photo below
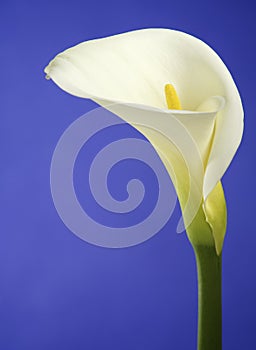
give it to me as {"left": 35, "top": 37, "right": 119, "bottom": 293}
{"left": 44, "top": 62, "right": 52, "bottom": 80}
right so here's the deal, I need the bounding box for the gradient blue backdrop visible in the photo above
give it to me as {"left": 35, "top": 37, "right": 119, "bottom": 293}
{"left": 1, "top": 1, "right": 255, "bottom": 349}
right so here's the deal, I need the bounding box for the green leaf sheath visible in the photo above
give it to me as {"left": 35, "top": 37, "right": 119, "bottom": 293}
{"left": 194, "top": 245, "right": 222, "bottom": 350}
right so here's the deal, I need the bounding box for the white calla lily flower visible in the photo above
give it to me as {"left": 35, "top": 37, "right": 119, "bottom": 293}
{"left": 45, "top": 28, "right": 243, "bottom": 255}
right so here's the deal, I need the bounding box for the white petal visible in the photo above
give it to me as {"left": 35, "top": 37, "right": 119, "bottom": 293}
{"left": 87, "top": 100, "right": 220, "bottom": 230}
{"left": 45, "top": 28, "right": 244, "bottom": 201}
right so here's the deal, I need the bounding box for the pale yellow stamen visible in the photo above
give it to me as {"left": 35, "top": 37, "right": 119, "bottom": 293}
{"left": 165, "top": 84, "right": 182, "bottom": 110}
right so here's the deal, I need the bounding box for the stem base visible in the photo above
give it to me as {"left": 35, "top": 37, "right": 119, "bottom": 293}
{"left": 194, "top": 245, "right": 222, "bottom": 350}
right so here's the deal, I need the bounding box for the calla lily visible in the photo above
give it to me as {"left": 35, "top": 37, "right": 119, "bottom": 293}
{"left": 45, "top": 28, "right": 243, "bottom": 255}
{"left": 45, "top": 29, "right": 244, "bottom": 350}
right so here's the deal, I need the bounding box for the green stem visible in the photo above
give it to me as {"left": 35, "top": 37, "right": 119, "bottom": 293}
{"left": 194, "top": 245, "right": 222, "bottom": 350}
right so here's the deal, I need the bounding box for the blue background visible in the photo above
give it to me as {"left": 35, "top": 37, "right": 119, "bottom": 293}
{"left": 1, "top": 0, "right": 255, "bottom": 349}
